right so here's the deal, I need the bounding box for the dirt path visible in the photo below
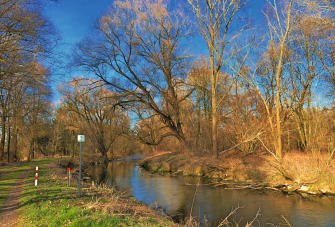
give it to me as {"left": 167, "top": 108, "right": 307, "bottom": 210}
{"left": 0, "top": 164, "right": 17, "bottom": 180}
{"left": 0, "top": 170, "right": 28, "bottom": 227}
{"left": 0, "top": 168, "right": 18, "bottom": 181}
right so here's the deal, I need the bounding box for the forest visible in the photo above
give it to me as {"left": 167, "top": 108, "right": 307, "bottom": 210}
{"left": 0, "top": 0, "right": 335, "bottom": 191}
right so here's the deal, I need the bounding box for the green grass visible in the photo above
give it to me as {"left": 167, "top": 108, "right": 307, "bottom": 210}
{"left": 14, "top": 159, "right": 173, "bottom": 227}
{"left": 0, "top": 170, "right": 20, "bottom": 208}
{"left": 21, "top": 200, "right": 153, "bottom": 227}
{"left": 0, "top": 160, "right": 36, "bottom": 208}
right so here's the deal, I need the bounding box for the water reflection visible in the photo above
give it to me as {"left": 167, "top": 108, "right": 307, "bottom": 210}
{"left": 88, "top": 162, "right": 335, "bottom": 227}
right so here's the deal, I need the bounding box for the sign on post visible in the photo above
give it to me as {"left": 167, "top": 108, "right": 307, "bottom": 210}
{"left": 78, "top": 135, "right": 85, "bottom": 197}
{"left": 77, "top": 135, "right": 85, "bottom": 143}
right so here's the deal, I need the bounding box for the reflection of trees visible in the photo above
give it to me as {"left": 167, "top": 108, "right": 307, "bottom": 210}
{"left": 172, "top": 204, "right": 188, "bottom": 223}
{"left": 88, "top": 165, "right": 107, "bottom": 185}
{"left": 129, "top": 169, "right": 187, "bottom": 215}
{"left": 154, "top": 177, "right": 187, "bottom": 214}
{"left": 87, "top": 162, "right": 129, "bottom": 186}
{"left": 108, "top": 162, "right": 135, "bottom": 188}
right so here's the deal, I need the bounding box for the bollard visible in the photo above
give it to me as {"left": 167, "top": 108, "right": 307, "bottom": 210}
{"left": 67, "top": 167, "right": 71, "bottom": 186}
{"left": 35, "top": 166, "right": 38, "bottom": 186}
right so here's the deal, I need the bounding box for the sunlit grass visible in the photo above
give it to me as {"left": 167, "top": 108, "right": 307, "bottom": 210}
{"left": 0, "top": 172, "right": 19, "bottom": 208}
{"left": 0, "top": 162, "right": 33, "bottom": 209}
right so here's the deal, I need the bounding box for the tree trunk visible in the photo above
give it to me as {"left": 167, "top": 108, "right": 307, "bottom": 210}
{"left": 7, "top": 126, "right": 11, "bottom": 163}
{"left": 12, "top": 127, "right": 18, "bottom": 161}
{"left": 211, "top": 70, "right": 218, "bottom": 157}
{"left": 32, "top": 140, "right": 35, "bottom": 159}
{"left": 0, "top": 116, "right": 6, "bottom": 160}
{"left": 307, "top": 91, "right": 312, "bottom": 152}
{"left": 28, "top": 140, "right": 34, "bottom": 161}
{"left": 178, "top": 136, "right": 190, "bottom": 153}
{"left": 275, "top": 60, "right": 282, "bottom": 159}
{"left": 196, "top": 92, "right": 201, "bottom": 152}
{"left": 274, "top": 40, "right": 285, "bottom": 159}
{"left": 103, "top": 153, "right": 109, "bottom": 167}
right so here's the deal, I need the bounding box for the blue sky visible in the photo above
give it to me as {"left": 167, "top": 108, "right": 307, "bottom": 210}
{"left": 44, "top": 0, "right": 112, "bottom": 45}
{"left": 43, "top": 0, "right": 113, "bottom": 103}
{"left": 43, "top": 0, "right": 268, "bottom": 103}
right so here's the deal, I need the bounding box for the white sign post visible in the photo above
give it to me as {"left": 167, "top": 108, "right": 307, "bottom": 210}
{"left": 77, "top": 135, "right": 85, "bottom": 197}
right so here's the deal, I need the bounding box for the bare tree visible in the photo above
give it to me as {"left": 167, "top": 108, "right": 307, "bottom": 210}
{"left": 187, "top": 0, "right": 248, "bottom": 157}
{"left": 299, "top": 0, "right": 335, "bottom": 96}
{"left": 229, "top": 0, "right": 294, "bottom": 159}
{"left": 61, "top": 78, "right": 129, "bottom": 164}
{"left": 75, "top": 0, "right": 193, "bottom": 151}
{"left": 285, "top": 10, "right": 330, "bottom": 151}
{"left": 0, "top": 0, "right": 55, "bottom": 161}
{"left": 188, "top": 58, "right": 232, "bottom": 153}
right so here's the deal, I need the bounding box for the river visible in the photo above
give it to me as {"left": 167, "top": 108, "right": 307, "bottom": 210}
{"left": 88, "top": 161, "right": 335, "bottom": 226}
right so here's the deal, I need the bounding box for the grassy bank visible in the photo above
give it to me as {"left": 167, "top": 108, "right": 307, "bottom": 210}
{"left": 140, "top": 151, "right": 335, "bottom": 196}
{"left": 15, "top": 159, "right": 174, "bottom": 226}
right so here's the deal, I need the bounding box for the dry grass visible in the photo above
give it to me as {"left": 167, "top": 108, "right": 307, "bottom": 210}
{"left": 282, "top": 152, "right": 331, "bottom": 183}
{"left": 264, "top": 151, "right": 335, "bottom": 192}
{"left": 146, "top": 150, "right": 335, "bottom": 194}
{"left": 83, "top": 186, "right": 173, "bottom": 225}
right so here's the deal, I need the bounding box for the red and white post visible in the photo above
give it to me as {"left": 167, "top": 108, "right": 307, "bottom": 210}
{"left": 35, "top": 166, "right": 38, "bottom": 186}
{"left": 67, "top": 167, "right": 70, "bottom": 186}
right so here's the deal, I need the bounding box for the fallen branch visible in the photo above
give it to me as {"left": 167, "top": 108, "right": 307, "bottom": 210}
{"left": 218, "top": 205, "right": 242, "bottom": 227}
{"left": 246, "top": 208, "right": 261, "bottom": 227}
{"left": 142, "top": 151, "right": 174, "bottom": 161}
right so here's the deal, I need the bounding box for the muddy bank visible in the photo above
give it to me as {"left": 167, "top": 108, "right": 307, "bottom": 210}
{"left": 140, "top": 152, "right": 335, "bottom": 197}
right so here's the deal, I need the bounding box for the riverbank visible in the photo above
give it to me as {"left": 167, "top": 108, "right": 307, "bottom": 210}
{"left": 140, "top": 151, "right": 335, "bottom": 196}
{"left": 48, "top": 155, "right": 335, "bottom": 226}
{"left": 0, "top": 159, "right": 175, "bottom": 226}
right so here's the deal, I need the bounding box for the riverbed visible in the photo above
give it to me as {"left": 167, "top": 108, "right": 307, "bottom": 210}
{"left": 88, "top": 161, "right": 335, "bottom": 226}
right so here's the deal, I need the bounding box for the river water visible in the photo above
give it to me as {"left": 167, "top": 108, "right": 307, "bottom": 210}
{"left": 88, "top": 161, "right": 335, "bottom": 227}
